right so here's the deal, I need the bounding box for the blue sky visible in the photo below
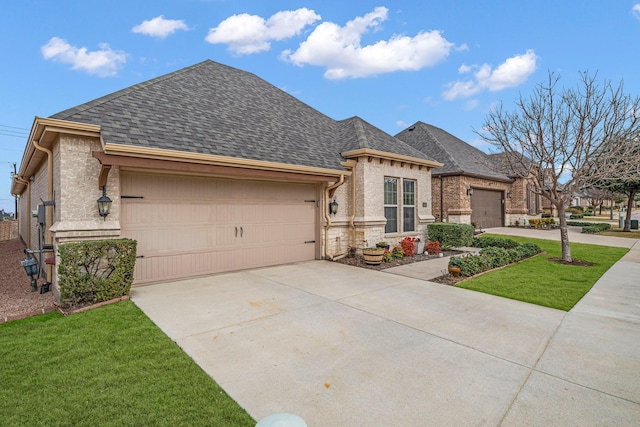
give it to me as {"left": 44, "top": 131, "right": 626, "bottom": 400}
{"left": 1, "top": 1, "right": 640, "bottom": 214}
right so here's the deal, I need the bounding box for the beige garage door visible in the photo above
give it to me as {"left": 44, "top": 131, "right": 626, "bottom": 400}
{"left": 121, "top": 171, "right": 318, "bottom": 284}
{"left": 470, "top": 189, "right": 504, "bottom": 229}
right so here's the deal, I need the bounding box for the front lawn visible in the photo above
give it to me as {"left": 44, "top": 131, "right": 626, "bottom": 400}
{"left": 0, "top": 302, "right": 254, "bottom": 427}
{"left": 457, "top": 235, "right": 628, "bottom": 311}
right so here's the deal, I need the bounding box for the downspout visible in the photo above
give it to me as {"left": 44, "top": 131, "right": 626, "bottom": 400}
{"left": 439, "top": 176, "right": 444, "bottom": 222}
{"left": 32, "top": 139, "right": 54, "bottom": 280}
{"left": 324, "top": 174, "right": 346, "bottom": 261}
{"left": 14, "top": 176, "right": 31, "bottom": 247}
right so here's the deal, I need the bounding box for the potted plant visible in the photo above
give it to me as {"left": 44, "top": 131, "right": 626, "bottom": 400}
{"left": 362, "top": 247, "right": 384, "bottom": 265}
{"left": 448, "top": 256, "right": 464, "bottom": 277}
{"left": 376, "top": 241, "right": 390, "bottom": 250}
{"left": 413, "top": 237, "right": 425, "bottom": 254}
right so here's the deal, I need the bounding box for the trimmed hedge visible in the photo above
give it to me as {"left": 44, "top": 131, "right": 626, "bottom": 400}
{"left": 448, "top": 238, "right": 542, "bottom": 278}
{"left": 427, "top": 223, "right": 474, "bottom": 249}
{"left": 58, "top": 239, "right": 137, "bottom": 309}
{"left": 472, "top": 236, "right": 519, "bottom": 249}
{"left": 567, "top": 221, "right": 612, "bottom": 234}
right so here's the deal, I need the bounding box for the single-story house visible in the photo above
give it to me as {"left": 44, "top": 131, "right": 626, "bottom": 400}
{"left": 11, "top": 60, "right": 442, "bottom": 296}
{"left": 395, "top": 121, "right": 542, "bottom": 228}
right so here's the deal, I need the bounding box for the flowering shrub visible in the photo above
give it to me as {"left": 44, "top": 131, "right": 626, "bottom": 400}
{"left": 401, "top": 237, "right": 416, "bottom": 257}
{"left": 383, "top": 249, "right": 394, "bottom": 262}
{"left": 426, "top": 240, "right": 441, "bottom": 254}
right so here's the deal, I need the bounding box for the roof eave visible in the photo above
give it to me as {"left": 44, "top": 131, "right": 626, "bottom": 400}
{"left": 104, "top": 143, "right": 350, "bottom": 179}
{"left": 341, "top": 148, "right": 443, "bottom": 169}
{"left": 12, "top": 117, "right": 101, "bottom": 194}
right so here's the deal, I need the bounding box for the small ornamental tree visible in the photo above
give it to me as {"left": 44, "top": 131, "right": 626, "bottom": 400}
{"left": 478, "top": 71, "right": 640, "bottom": 262}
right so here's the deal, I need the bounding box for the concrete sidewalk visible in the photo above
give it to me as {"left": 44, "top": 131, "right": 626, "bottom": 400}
{"left": 131, "top": 228, "right": 640, "bottom": 426}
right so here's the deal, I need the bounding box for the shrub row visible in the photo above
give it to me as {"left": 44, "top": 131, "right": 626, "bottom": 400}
{"left": 58, "top": 238, "right": 137, "bottom": 309}
{"left": 566, "top": 221, "right": 611, "bottom": 234}
{"left": 471, "top": 236, "right": 519, "bottom": 249}
{"left": 528, "top": 218, "right": 556, "bottom": 228}
{"left": 449, "top": 239, "right": 542, "bottom": 277}
{"left": 427, "top": 223, "right": 474, "bottom": 249}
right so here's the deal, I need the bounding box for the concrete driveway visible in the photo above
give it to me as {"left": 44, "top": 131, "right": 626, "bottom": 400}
{"left": 131, "top": 232, "right": 640, "bottom": 426}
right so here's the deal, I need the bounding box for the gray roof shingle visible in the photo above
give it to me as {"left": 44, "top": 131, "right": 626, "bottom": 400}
{"left": 395, "top": 121, "right": 512, "bottom": 181}
{"left": 51, "top": 60, "right": 436, "bottom": 171}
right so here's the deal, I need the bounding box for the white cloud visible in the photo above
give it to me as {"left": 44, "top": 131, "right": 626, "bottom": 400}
{"left": 41, "top": 37, "right": 126, "bottom": 77}
{"left": 283, "top": 6, "right": 456, "bottom": 79}
{"left": 633, "top": 3, "right": 640, "bottom": 19}
{"left": 132, "top": 15, "right": 189, "bottom": 38}
{"left": 464, "top": 99, "right": 479, "bottom": 110}
{"left": 205, "top": 8, "right": 321, "bottom": 55}
{"left": 443, "top": 50, "right": 538, "bottom": 100}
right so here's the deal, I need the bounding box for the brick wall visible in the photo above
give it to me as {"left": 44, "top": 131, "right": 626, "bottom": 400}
{"left": 0, "top": 220, "right": 18, "bottom": 241}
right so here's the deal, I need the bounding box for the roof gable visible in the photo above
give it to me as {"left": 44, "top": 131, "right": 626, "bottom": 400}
{"left": 49, "top": 60, "right": 439, "bottom": 172}
{"left": 395, "top": 121, "right": 511, "bottom": 181}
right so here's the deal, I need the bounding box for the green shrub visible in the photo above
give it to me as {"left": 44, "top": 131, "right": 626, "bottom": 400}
{"left": 567, "top": 221, "right": 611, "bottom": 234}
{"left": 479, "top": 247, "right": 511, "bottom": 268}
{"left": 391, "top": 246, "right": 404, "bottom": 258}
{"left": 541, "top": 212, "right": 552, "bottom": 218}
{"left": 449, "top": 240, "right": 542, "bottom": 278}
{"left": 58, "top": 239, "right": 137, "bottom": 309}
{"left": 472, "top": 236, "right": 519, "bottom": 249}
{"left": 582, "top": 223, "right": 611, "bottom": 234}
{"left": 427, "top": 223, "right": 474, "bottom": 249}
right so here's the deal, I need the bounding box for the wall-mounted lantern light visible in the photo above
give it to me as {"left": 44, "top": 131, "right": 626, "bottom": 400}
{"left": 507, "top": 191, "right": 512, "bottom": 199}
{"left": 329, "top": 197, "right": 339, "bottom": 215}
{"left": 97, "top": 186, "right": 112, "bottom": 220}
{"left": 467, "top": 187, "right": 474, "bottom": 196}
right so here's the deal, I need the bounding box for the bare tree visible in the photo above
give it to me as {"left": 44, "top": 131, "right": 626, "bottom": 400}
{"left": 584, "top": 187, "right": 610, "bottom": 215}
{"left": 477, "top": 71, "right": 640, "bottom": 262}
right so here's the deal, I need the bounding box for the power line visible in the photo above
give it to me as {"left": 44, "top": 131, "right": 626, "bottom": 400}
{"left": 0, "top": 124, "right": 29, "bottom": 131}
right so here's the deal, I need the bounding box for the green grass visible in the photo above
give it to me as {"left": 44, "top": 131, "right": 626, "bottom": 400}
{"left": 0, "top": 302, "right": 254, "bottom": 427}
{"left": 458, "top": 235, "right": 628, "bottom": 311}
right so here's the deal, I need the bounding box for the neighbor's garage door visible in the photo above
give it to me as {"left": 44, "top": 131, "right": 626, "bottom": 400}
{"left": 121, "top": 171, "right": 318, "bottom": 284}
{"left": 470, "top": 189, "right": 503, "bottom": 229}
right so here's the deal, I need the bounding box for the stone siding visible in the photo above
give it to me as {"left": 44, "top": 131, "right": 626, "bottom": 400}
{"left": 324, "top": 156, "right": 435, "bottom": 256}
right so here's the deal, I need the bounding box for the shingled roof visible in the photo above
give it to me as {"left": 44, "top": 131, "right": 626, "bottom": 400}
{"left": 51, "top": 60, "right": 435, "bottom": 171}
{"left": 395, "top": 121, "right": 512, "bottom": 182}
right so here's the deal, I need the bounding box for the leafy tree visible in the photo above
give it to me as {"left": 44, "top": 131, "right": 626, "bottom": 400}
{"left": 478, "top": 71, "right": 640, "bottom": 262}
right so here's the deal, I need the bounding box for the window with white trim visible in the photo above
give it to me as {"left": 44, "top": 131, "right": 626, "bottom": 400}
{"left": 403, "top": 179, "right": 416, "bottom": 232}
{"left": 384, "top": 177, "right": 416, "bottom": 233}
{"left": 384, "top": 178, "right": 398, "bottom": 233}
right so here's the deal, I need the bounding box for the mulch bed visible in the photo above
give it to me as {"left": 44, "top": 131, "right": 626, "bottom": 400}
{"left": 334, "top": 250, "right": 461, "bottom": 271}
{"left": 0, "top": 238, "right": 56, "bottom": 323}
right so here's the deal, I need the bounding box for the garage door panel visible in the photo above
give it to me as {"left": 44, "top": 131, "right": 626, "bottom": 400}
{"left": 471, "top": 189, "right": 504, "bottom": 229}
{"left": 121, "top": 172, "right": 317, "bottom": 284}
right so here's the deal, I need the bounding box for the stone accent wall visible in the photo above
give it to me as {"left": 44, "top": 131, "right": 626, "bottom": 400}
{"left": 323, "top": 156, "right": 435, "bottom": 256}
{"left": 0, "top": 220, "right": 18, "bottom": 241}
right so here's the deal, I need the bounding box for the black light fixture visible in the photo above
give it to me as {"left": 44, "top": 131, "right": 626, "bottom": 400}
{"left": 507, "top": 191, "right": 512, "bottom": 198}
{"left": 97, "top": 186, "right": 112, "bottom": 220}
{"left": 467, "top": 187, "right": 474, "bottom": 196}
{"left": 329, "top": 197, "right": 339, "bottom": 215}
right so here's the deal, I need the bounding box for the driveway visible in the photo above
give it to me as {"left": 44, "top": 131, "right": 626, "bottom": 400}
{"left": 131, "top": 232, "right": 640, "bottom": 426}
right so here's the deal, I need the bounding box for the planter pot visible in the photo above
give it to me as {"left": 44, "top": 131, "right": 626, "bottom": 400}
{"left": 448, "top": 266, "right": 461, "bottom": 277}
{"left": 363, "top": 249, "right": 384, "bottom": 265}
{"left": 376, "top": 244, "right": 390, "bottom": 250}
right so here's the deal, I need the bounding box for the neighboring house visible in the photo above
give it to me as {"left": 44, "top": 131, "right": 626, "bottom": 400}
{"left": 396, "top": 122, "right": 541, "bottom": 228}
{"left": 11, "top": 60, "right": 441, "bottom": 295}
